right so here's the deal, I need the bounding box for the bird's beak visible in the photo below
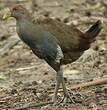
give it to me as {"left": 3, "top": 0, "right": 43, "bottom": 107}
{"left": 3, "top": 11, "right": 11, "bottom": 20}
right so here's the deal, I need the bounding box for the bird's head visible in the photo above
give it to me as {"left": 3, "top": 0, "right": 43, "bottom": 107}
{"left": 3, "top": 5, "right": 30, "bottom": 20}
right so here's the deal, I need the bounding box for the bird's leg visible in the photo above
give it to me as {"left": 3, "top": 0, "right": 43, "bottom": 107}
{"left": 52, "top": 66, "right": 75, "bottom": 104}
{"left": 59, "top": 66, "right": 75, "bottom": 105}
{"left": 52, "top": 69, "right": 62, "bottom": 102}
{"left": 61, "top": 75, "right": 75, "bottom": 104}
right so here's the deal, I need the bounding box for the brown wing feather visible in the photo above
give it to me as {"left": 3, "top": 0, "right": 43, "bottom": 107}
{"left": 32, "top": 17, "right": 102, "bottom": 64}
{"left": 33, "top": 17, "right": 84, "bottom": 51}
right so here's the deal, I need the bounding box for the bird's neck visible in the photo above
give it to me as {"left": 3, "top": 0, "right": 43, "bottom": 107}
{"left": 16, "top": 15, "right": 32, "bottom": 22}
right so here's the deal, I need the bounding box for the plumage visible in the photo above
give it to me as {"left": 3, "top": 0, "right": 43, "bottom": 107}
{"left": 17, "top": 18, "right": 63, "bottom": 71}
{"left": 3, "top": 5, "right": 102, "bottom": 104}
{"left": 34, "top": 17, "right": 102, "bottom": 63}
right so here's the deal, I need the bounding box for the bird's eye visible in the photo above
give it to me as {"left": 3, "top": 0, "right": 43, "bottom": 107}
{"left": 13, "top": 7, "right": 18, "bottom": 11}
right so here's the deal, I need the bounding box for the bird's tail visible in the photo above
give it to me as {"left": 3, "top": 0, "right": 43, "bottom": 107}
{"left": 84, "top": 20, "right": 103, "bottom": 42}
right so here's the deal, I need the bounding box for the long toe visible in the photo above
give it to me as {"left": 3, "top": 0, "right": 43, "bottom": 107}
{"left": 67, "top": 92, "right": 75, "bottom": 104}
{"left": 59, "top": 92, "right": 75, "bottom": 105}
{"left": 59, "top": 95, "right": 67, "bottom": 106}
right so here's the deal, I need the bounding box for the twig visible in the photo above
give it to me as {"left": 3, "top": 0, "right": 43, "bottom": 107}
{"left": 12, "top": 101, "right": 53, "bottom": 110}
{"left": 1, "top": 39, "right": 20, "bottom": 51}
{"left": 0, "top": 39, "right": 20, "bottom": 57}
{"left": 16, "top": 66, "right": 36, "bottom": 71}
{"left": 49, "top": 77, "right": 107, "bottom": 93}
{"left": 68, "top": 77, "right": 107, "bottom": 90}
{"left": 0, "top": 0, "right": 27, "bottom": 4}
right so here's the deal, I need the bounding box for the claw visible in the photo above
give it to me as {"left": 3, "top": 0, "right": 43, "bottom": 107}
{"left": 59, "top": 96, "right": 67, "bottom": 105}
{"left": 58, "top": 91, "right": 75, "bottom": 105}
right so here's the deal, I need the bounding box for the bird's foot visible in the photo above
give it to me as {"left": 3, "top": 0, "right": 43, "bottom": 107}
{"left": 59, "top": 92, "right": 75, "bottom": 105}
{"left": 52, "top": 92, "right": 75, "bottom": 105}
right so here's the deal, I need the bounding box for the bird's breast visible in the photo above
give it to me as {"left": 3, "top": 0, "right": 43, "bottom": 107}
{"left": 16, "top": 21, "right": 36, "bottom": 44}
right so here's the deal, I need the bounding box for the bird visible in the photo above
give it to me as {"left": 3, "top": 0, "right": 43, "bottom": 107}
{"left": 3, "top": 5, "right": 102, "bottom": 104}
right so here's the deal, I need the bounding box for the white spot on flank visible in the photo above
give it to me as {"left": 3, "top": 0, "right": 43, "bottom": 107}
{"left": 55, "top": 45, "right": 64, "bottom": 63}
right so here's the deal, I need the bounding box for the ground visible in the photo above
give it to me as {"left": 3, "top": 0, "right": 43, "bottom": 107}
{"left": 0, "top": 0, "right": 107, "bottom": 110}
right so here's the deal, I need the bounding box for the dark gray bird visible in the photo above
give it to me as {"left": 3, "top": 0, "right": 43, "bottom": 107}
{"left": 3, "top": 5, "right": 102, "bottom": 104}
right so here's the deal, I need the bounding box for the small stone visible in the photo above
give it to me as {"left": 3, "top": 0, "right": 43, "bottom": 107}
{"left": 32, "top": 81, "right": 38, "bottom": 85}
{"left": 17, "top": 81, "right": 23, "bottom": 85}
{"left": 11, "top": 89, "right": 17, "bottom": 94}
{"left": 63, "top": 17, "right": 69, "bottom": 23}
{"left": 69, "top": 8, "right": 75, "bottom": 13}
{"left": 85, "top": 11, "right": 91, "bottom": 17}
{"left": 50, "top": 83, "right": 55, "bottom": 87}
{"left": 37, "top": 80, "right": 42, "bottom": 84}
{"left": 89, "top": 102, "right": 97, "bottom": 108}
{"left": 55, "top": 17, "right": 61, "bottom": 22}
{"left": 44, "top": 72, "right": 48, "bottom": 75}
{"left": 24, "top": 82, "right": 32, "bottom": 87}
{"left": 43, "top": 11, "right": 50, "bottom": 17}
{"left": 72, "top": 20, "right": 78, "bottom": 26}
{"left": 95, "top": 88, "right": 102, "bottom": 93}
{"left": 103, "top": 88, "right": 107, "bottom": 94}
{"left": 36, "top": 92, "right": 42, "bottom": 97}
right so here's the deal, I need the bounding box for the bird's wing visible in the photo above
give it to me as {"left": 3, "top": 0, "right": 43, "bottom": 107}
{"left": 33, "top": 17, "right": 102, "bottom": 51}
{"left": 32, "top": 17, "right": 102, "bottom": 65}
{"left": 32, "top": 17, "right": 84, "bottom": 51}
{"left": 30, "top": 31, "right": 64, "bottom": 71}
